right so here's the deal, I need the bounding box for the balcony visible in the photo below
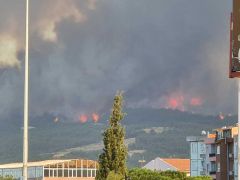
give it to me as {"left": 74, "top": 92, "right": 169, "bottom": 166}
{"left": 209, "top": 171, "right": 216, "bottom": 175}
{"left": 209, "top": 153, "right": 216, "bottom": 157}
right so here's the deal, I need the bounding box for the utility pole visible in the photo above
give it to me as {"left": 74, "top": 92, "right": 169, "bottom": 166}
{"left": 23, "top": 0, "right": 29, "bottom": 179}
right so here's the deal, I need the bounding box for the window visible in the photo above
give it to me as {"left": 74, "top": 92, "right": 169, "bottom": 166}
{"left": 58, "top": 170, "right": 62, "bottom": 177}
{"left": 191, "top": 143, "right": 197, "bottom": 153}
{"left": 217, "top": 163, "right": 220, "bottom": 172}
{"left": 83, "top": 170, "right": 88, "bottom": 177}
{"left": 77, "top": 170, "right": 82, "bottom": 177}
{"left": 44, "top": 169, "right": 49, "bottom": 177}
{"left": 217, "top": 145, "right": 220, "bottom": 154}
{"left": 64, "top": 170, "right": 68, "bottom": 177}
{"left": 223, "top": 130, "right": 231, "bottom": 138}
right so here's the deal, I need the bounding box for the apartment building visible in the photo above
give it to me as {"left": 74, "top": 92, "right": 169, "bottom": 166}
{"left": 214, "top": 126, "right": 238, "bottom": 180}
{"left": 204, "top": 133, "right": 216, "bottom": 180}
{"left": 186, "top": 136, "right": 206, "bottom": 176}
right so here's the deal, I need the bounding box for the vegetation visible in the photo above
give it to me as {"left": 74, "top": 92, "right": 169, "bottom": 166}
{"left": 0, "top": 108, "right": 236, "bottom": 167}
{"left": 0, "top": 176, "right": 15, "bottom": 180}
{"left": 96, "top": 92, "right": 128, "bottom": 180}
{"left": 106, "top": 171, "right": 124, "bottom": 180}
{"left": 186, "top": 177, "right": 212, "bottom": 180}
{"left": 128, "top": 168, "right": 211, "bottom": 180}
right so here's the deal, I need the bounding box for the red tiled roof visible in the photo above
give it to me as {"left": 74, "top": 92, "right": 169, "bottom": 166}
{"left": 161, "top": 158, "right": 190, "bottom": 172}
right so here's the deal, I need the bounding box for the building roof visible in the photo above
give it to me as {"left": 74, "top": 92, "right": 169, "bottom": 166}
{"left": 161, "top": 158, "right": 190, "bottom": 172}
{"left": 0, "top": 159, "right": 96, "bottom": 169}
{"left": 143, "top": 158, "right": 190, "bottom": 173}
{"left": 207, "top": 133, "right": 216, "bottom": 138}
{"left": 186, "top": 136, "right": 204, "bottom": 142}
{"left": 213, "top": 125, "right": 237, "bottom": 132}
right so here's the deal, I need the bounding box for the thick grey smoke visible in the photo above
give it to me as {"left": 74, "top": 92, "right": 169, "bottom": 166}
{"left": 0, "top": 0, "right": 236, "bottom": 120}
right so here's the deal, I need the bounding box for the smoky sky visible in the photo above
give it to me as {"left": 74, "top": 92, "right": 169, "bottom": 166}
{"left": 0, "top": 0, "right": 236, "bottom": 120}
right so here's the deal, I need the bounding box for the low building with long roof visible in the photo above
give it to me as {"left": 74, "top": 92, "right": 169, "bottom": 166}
{"left": 0, "top": 159, "right": 98, "bottom": 180}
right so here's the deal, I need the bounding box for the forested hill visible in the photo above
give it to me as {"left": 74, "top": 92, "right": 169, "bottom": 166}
{"left": 0, "top": 108, "right": 236, "bottom": 167}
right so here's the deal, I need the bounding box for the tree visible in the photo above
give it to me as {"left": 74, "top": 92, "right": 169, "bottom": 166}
{"left": 106, "top": 171, "right": 124, "bottom": 180}
{"left": 0, "top": 176, "right": 15, "bottom": 180}
{"left": 96, "top": 92, "right": 128, "bottom": 180}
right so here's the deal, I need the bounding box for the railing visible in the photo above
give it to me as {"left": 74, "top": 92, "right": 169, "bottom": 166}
{"left": 209, "top": 153, "right": 216, "bottom": 157}
{"left": 209, "top": 171, "right": 216, "bottom": 175}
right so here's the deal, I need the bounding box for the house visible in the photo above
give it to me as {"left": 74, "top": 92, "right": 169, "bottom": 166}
{"left": 143, "top": 157, "right": 190, "bottom": 176}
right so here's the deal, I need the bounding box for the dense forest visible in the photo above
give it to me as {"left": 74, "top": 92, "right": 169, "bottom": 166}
{"left": 0, "top": 108, "right": 236, "bottom": 167}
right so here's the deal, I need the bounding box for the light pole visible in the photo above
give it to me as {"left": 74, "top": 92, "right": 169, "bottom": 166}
{"left": 23, "top": 0, "right": 29, "bottom": 179}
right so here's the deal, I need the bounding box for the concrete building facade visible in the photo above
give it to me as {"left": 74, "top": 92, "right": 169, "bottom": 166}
{"left": 204, "top": 134, "right": 216, "bottom": 180}
{"left": 186, "top": 136, "right": 206, "bottom": 176}
{"left": 214, "top": 126, "right": 238, "bottom": 180}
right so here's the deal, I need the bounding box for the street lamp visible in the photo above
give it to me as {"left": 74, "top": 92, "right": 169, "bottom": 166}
{"left": 23, "top": 0, "right": 29, "bottom": 179}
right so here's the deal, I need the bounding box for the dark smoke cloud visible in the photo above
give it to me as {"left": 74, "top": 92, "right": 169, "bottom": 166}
{"left": 0, "top": 0, "right": 236, "bottom": 120}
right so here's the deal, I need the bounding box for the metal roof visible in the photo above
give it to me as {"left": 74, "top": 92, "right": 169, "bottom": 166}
{"left": 0, "top": 159, "right": 76, "bottom": 169}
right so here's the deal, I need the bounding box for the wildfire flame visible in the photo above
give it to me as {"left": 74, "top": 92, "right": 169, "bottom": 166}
{"left": 164, "top": 92, "right": 203, "bottom": 112}
{"left": 92, "top": 113, "right": 100, "bottom": 123}
{"left": 167, "top": 95, "right": 184, "bottom": 111}
{"left": 79, "top": 114, "right": 88, "bottom": 123}
{"left": 190, "top": 98, "right": 202, "bottom": 106}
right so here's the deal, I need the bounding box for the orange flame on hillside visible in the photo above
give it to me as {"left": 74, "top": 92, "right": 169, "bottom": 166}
{"left": 92, "top": 113, "right": 100, "bottom": 123}
{"left": 190, "top": 98, "right": 202, "bottom": 106}
{"left": 79, "top": 114, "right": 88, "bottom": 123}
{"left": 167, "top": 95, "right": 184, "bottom": 111}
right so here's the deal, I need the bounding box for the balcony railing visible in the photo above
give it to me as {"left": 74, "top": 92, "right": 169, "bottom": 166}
{"left": 209, "top": 171, "right": 216, "bottom": 175}
{"left": 209, "top": 153, "right": 216, "bottom": 157}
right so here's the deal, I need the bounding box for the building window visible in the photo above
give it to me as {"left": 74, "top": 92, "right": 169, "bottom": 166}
{"left": 217, "top": 163, "right": 220, "bottom": 172}
{"left": 217, "top": 146, "right": 220, "bottom": 155}
{"left": 64, "top": 170, "right": 68, "bottom": 177}
{"left": 44, "top": 169, "right": 49, "bottom": 177}
{"left": 191, "top": 143, "right": 197, "bottom": 153}
{"left": 58, "top": 170, "right": 62, "bottom": 177}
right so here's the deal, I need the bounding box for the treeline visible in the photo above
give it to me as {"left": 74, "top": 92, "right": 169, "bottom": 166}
{"left": 128, "top": 168, "right": 211, "bottom": 180}
{"left": 0, "top": 176, "right": 14, "bottom": 180}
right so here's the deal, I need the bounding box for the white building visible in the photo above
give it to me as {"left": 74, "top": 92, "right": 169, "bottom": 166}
{"left": 186, "top": 136, "right": 206, "bottom": 176}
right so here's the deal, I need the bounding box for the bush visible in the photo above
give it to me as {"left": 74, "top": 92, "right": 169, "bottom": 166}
{"left": 128, "top": 168, "right": 211, "bottom": 180}
{"left": 107, "top": 171, "right": 124, "bottom": 180}
{"left": 0, "top": 176, "right": 15, "bottom": 180}
{"left": 128, "top": 168, "right": 171, "bottom": 180}
{"left": 186, "top": 176, "right": 212, "bottom": 180}
{"left": 159, "top": 170, "right": 187, "bottom": 179}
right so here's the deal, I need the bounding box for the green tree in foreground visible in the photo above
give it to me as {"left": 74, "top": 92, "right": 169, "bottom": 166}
{"left": 106, "top": 171, "right": 124, "bottom": 180}
{"left": 96, "top": 92, "right": 128, "bottom": 180}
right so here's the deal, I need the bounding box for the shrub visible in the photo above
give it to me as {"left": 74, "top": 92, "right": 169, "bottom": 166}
{"left": 107, "top": 171, "right": 124, "bottom": 180}
{"left": 159, "top": 170, "right": 187, "bottom": 179}
{"left": 186, "top": 176, "right": 212, "bottom": 180}
{"left": 128, "top": 168, "right": 171, "bottom": 180}
{"left": 128, "top": 168, "right": 211, "bottom": 180}
{"left": 0, "top": 176, "right": 15, "bottom": 180}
